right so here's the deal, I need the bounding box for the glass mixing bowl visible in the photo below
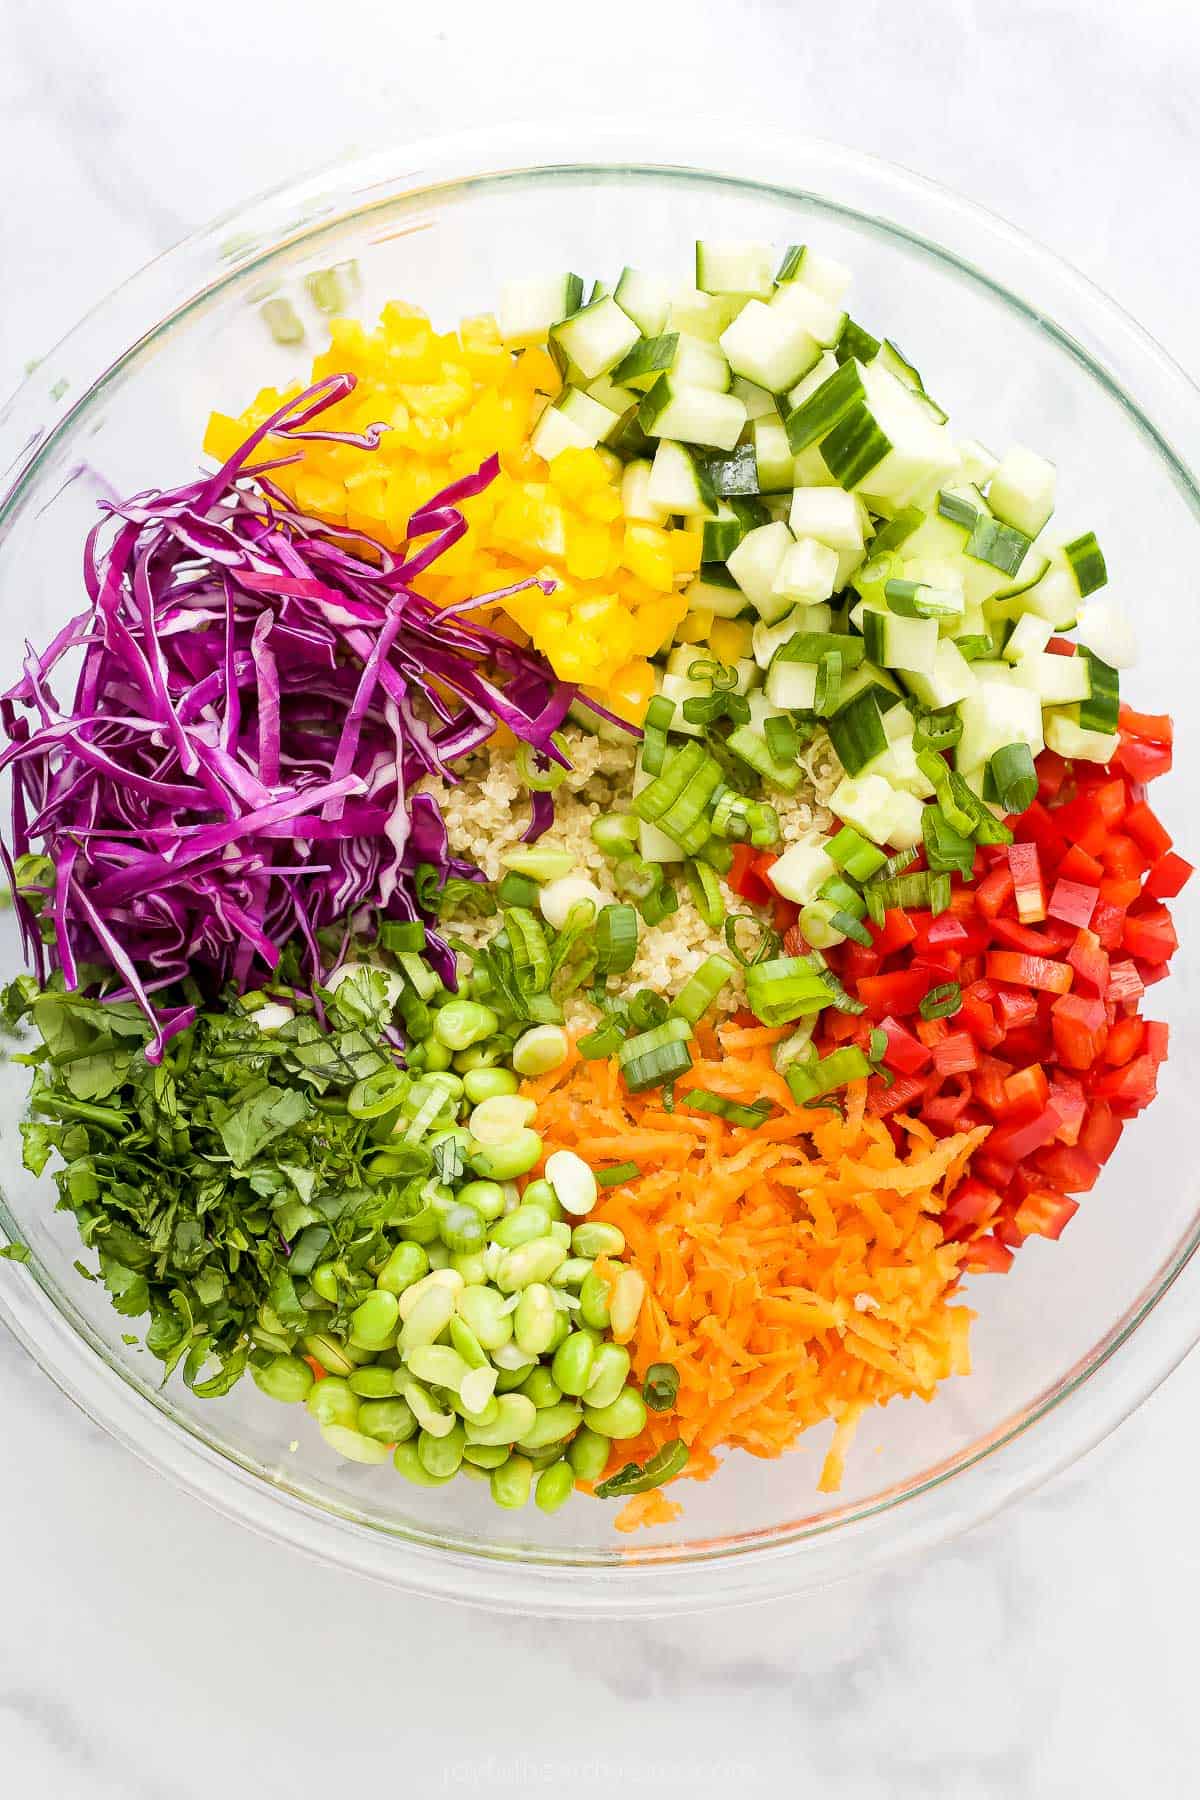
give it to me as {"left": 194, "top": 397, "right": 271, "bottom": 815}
{"left": 1, "top": 125, "right": 1198, "bottom": 1615}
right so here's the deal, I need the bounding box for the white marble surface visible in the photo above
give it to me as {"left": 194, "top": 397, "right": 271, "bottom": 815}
{"left": 3, "top": 0, "right": 1200, "bottom": 1792}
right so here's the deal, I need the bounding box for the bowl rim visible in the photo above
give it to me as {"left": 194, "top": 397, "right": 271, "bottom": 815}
{"left": 2, "top": 120, "right": 1199, "bottom": 1615}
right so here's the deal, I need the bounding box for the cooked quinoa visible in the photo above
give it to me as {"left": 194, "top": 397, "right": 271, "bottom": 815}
{"left": 421, "top": 727, "right": 839, "bottom": 1025}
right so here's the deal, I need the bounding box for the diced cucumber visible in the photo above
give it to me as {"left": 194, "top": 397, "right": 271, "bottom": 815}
{"left": 753, "top": 416, "right": 795, "bottom": 493}
{"left": 785, "top": 351, "right": 841, "bottom": 413}
{"left": 862, "top": 735, "right": 936, "bottom": 799}
{"left": 681, "top": 567, "right": 749, "bottom": 619}
{"left": 671, "top": 332, "right": 732, "bottom": 393}
{"left": 898, "top": 636, "right": 978, "bottom": 709}
{"left": 883, "top": 702, "right": 915, "bottom": 742}
{"left": 726, "top": 521, "right": 795, "bottom": 622}
{"left": 549, "top": 295, "right": 641, "bottom": 381}
{"left": 1043, "top": 706, "right": 1119, "bottom": 764}
{"left": 1000, "top": 612, "right": 1054, "bottom": 662}
{"left": 610, "top": 332, "right": 679, "bottom": 390}
{"left": 1009, "top": 650, "right": 1092, "bottom": 706}
{"left": 621, "top": 459, "right": 670, "bottom": 525}
{"left": 498, "top": 272, "right": 584, "bottom": 345}
{"left": 752, "top": 603, "right": 833, "bottom": 670}
{"left": 987, "top": 446, "right": 1057, "bottom": 538}
{"left": 1015, "top": 558, "right": 1082, "bottom": 628}
{"left": 791, "top": 444, "right": 840, "bottom": 488}
{"left": 747, "top": 690, "right": 789, "bottom": 733}
{"left": 568, "top": 695, "right": 631, "bottom": 744}
{"left": 585, "top": 374, "right": 641, "bottom": 415}
{"left": 830, "top": 773, "right": 924, "bottom": 850}
{"left": 873, "top": 339, "right": 927, "bottom": 394}
{"left": 613, "top": 268, "right": 672, "bottom": 338}
{"left": 637, "top": 378, "right": 747, "bottom": 451}
{"left": 667, "top": 286, "right": 742, "bottom": 342}
{"left": 787, "top": 487, "right": 866, "bottom": 555}
{"left": 821, "top": 361, "right": 959, "bottom": 506}
{"left": 530, "top": 388, "right": 620, "bottom": 459}
{"left": 765, "top": 658, "right": 818, "bottom": 710}
{"left": 701, "top": 444, "right": 759, "bottom": 497}
{"left": 695, "top": 241, "right": 775, "bottom": 299}
{"left": 731, "top": 376, "right": 778, "bottom": 421}
{"left": 970, "top": 659, "right": 1018, "bottom": 686}
{"left": 775, "top": 245, "right": 852, "bottom": 305}
{"left": 862, "top": 609, "right": 939, "bottom": 676}
{"left": 689, "top": 496, "right": 766, "bottom": 561}
{"left": 767, "top": 834, "right": 837, "bottom": 905}
{"left": 1075, "top": 596, "right": 1137, "bottom": 669}
{"left": 647, "top": 440, "right": 718, "bottom": 516}
{"left": 772, "top": 537, "right": 840, "bottom": 604}
{"left": 719, "top": 300, "right": 821, "bottom": 394}
{"left": 769, "top": 281, "right": 847, "bottom": 349}
{"left": 955, "top": 684, "right": 1044, "bottom": 771}
{"left": 956, "top": 438, "right": 999, "bottom": 486}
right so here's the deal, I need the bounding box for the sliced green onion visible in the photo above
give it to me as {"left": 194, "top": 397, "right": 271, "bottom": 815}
{"left": 764, "top": 714, "right": 800, "bottom": 764}
{"left": 919, "top": 983, "right": 963, "bottom": 1021}
{"left": 929, "top": 872, "right": 951, "bottom": 915}
{"left": 514, "top": 732, "right": 570, "bottom": 792}
{"left": 670, "top": 954, "right": 736, "bottom": 1025}
{"left": 988, "top": 742, "right": 1038, "bottom": 814}
{"left": 814, "top": 650, "right": 843, "bottom": 717}
{"left": 785, "top": 1045, "right": 872, "bottom": 1105}
{"left": 634, "top": 743, "right": 722, "bottom": 852}
{"left": 685, "top": 858, "right": 726, "bottom": 930}
{"left": 745, "top": 954, "right": 834, "bottom": 1026}
{"left": 681, "top": 1087, "right": 774, "bottom": 1129}
{"left": 640, "top": 881, "right": 680, "bottom": 926}
{"left": 815, "top": 962, "right": 866, "bottom": 1015}
{"left": 828, "top": 906, "right": 873, "bottom": 947}
{"left": 724, "top": 913, "right": 780, "bottom": 968}
{"left": 597, "top": 1162, "right": 640, "bottom": 1187}
{"left": 612, "top": 855, "right": 661, "bottom": 902}
{"left": 955, "top": 634, "right": 994, "bottom": 662}
{"left": 594, "top": 1438, "right": 689, "bottom": 1498}
{"left": 496, "top": 871, "right": 539, "bottom": 909}
{"left": 500, "top": 846, "right": 576, "bottom": 882}
{"left": 724, "top": 726, "right": 804, "bottom": 792}
{"left": 590, "top": 812, "right": 640, "bottom": 858}
{"left": 867, "top": 1027, "right": 888, "bottom": 1063}
{"left": 640, "top": 695, "right": 676, "bottom": 776}
{"left": 686, "top": 657, "right": 738, "bottom": 691}
{"left": 595, "top": 903, "right": 639, "bottom": 977}
{"left": 922, "top": 806, "right": 976, "bottom": 879}
{"left": 827, "top": 826, "right": 888, "bottom": 883}
{"left": 627, "top": 990, "right": 670, "bottom": 1031}
{"left": 504, "top": 908, "right": 552, "bottom": 993}
{"left": 947, "top": 767, "right": 1013, "bottom": 845}
{"left": 913, "top": 709, "right": 963, "bottom": 753}
{"left": 916, "top": 749, "right": 975, "bottom": 836}
{"left": 379, "top": 920, "right": 427, "bottom": 953}
{"left": 618, "top": 1018, "right": 692, "bottom": 1067}
{"left": 641, "top": 1363, "right": 679, "bottom": 1411}
{"left": 620, "top": 1039, "right": 694, "bottom": 1094}
{"left": 867, "top": 847, "right": 919, "bottom": 885}
{"left": 261, "top": 297, "right": 304, "bottom": 344}
{"left": 578, "top": 1018, "right": 625, "bottom": 1060}
{"left": 818, "top": 873, "right": 867, "bottom": 919}
{"left": 710, "top": 791, "right": 780, "bottom": 848}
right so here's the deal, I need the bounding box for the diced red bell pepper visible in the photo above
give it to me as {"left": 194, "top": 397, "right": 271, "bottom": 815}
{"left": 1036, "top": 752, "right": 1070, "bottom": 802}
{"left": 986, "top": 1103, "right": 1065, "bottom": 1166}
{"left": 957, "top": 986, "right": 1002, "bottom": 1050}
{"left": 1047, "top": 878, "right": 1098, "bottom": 930}
{"left": 1091, "top": 1054, "right": 1160, "bottom": 1110}
{"left": 1119, "top": 704, "right": 1172, "bottom": 744}
{"left": 986, "top": 950, "right": 1073, "bottom": 994}
{"left": 1014, "top": 1189, "right": 1080, "bottom": 1242}
{"left": 870, "top": 907, "right": 919, "bottom": 956}
{"left": 1057, "top": 843, "right": 1105, "bottom": 885}
{"left": 1007, "top": 842, "right": 1046, "bottom": 923}
{"left": 856, "top": 966, "right": 934, "bottom": 1017}
{"left": 922, "top": 1075, "right": 975, "bottom": 1126}
{"left": 1099, "top": 876, "right": 1144, "bottom": 911}
{"left": 1101, "top": 834, "right": 1152, "bottom": 882}
{"left": 1144, "top": 1020, "right": 1169, "bottom": 1062}
{"left": 1079, "top": 1100, "right": 1123, "bottom": 1164}
{"left": 876, "top": 1014, "right": 932, "bottom": 1074}
{"left": 1089, "top": 900, "right": 1127, "bottom": 952}
{"left": 1103, "top": 1015, "right": 1145, "bottom": 1066}
{"left": 1145, "top": 851, "right": 1194, "bottom": 900}
{"left": 962, "top": 1234, "right": 1015, "bottom": 1274}
{"left": 1034, "top": 1141, "right": 1102, "bottom": 1193}
{"left": 1001, "top": 1062, "right": 1050, "bottom": 1121}
{"left": 1048, "top": 1074, "right": 1086, "bottom": 1145}
{"left": 867, "top": 1071, "right": 929, "bottom": 1116}
{"left": 1122, "top": 904, "right": 1178, "bottom": 964}
{"left": 912, "top": 913, "right": 969, "bottom": 954}
{"left": 728, "top": 844, "right": 774, "bottom": 906}
{"left": 1105, "top": 960, "right": 1144, "bottom": 1008}
{"left": 1021, "top": 799, "right": 1071, "bottom": 861}
{"left": 773, "top": 896, "right": 800, "bottom": 935}
{"left": 1066, "top": 927, "right": 1109, "bottom": 995}
{"left": 838, "top": 941, "right": 883, "bottom": 980}
{"left": 988, "top": 915, "right": 1075, "bottom": 956}
{"left": 941, "top": 1176, "right": 1002, "bottom": 1237}
{"left": 1123, "top": 801, "right": 1172, "bottom": 859}
{"left": 993, "top": 986, "right": 1038, "bottom": 1032}
{"left": 916, "top": 1015, "right": 949, "bottom": 1049}
{"left": 932, "top": 1031, "right": 979, "bottom": 1077}
{"left": 1116, "top": 736, "right": 1172, "bottom": 782}
{"left": 974, "top": 865, "right": 1014, "bottom": 919}
{"left": 1050, "top": 993, "right": 1109, "bottom": 1068}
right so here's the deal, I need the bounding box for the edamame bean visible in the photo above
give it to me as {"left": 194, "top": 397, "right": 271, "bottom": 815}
{"left": 496, "top": 1237, "right": 568, "bottom": 1292}
{"left": 421, "top": 1038, "right": 454, "bottom": 1072}
{"left": 545, "top": 1149, "right": 598, "bottom": 1218}
{"left": 434, "top": 1000, "right": 500, "bottom": 1052}
{"left": 454, "top": 1041, "right": 503, "bottom": 1073}
{"left": 551, "top": 1330, "right": 597, "bottom": 1397}
{"left": 519, "top": 1366, "right": 563, "bottom": 1410}
{"left": 418, "top": 1422, "right": 466, "bottom": 1479}
{"left": 458, "top": 1365, "right": 498, "bottom": 1417}
{"left": 349, "top": 1288, "right": 400, "bottom": 1351}
{"left": 457, "top": 1179, "right": 505, "bottom": 1222}
{"left": 462, "top": 1066, "right": 519, "bottom": 1105}
{"left": 513, "top": 1283, "right": 558, "bottom": 1356}
{"left": 393, "top": 1440, "right": 454, "bottom": 1485}
{"left": 401, "top": 1378, "right": 457, "bottom": 1438}
{"left": 398, "top": 1203, "right": 441, "bottom": 1245}
{"left": 489, "top": 1205, "right": 553, "bottom": 1250}
{"left": 376, "top": 1241, "right": 430, "bottom": 1295}
{"left": 490, "top": 1454, "right": 534, "bottom": 1509}
{"left": 464, "top": 1393, "right": 537, "bottom": 1447}
{"left": 535, "top": 1460, "right": 575, "bottom": 1514}
{"left": 581, "top": 1342, "right": 631, "bottom": 1411}
{"left": 348, "top": 1366, "right": 397, "bottom": 1399}
{"left": 583, "top": 1386, "right": 648, "bottom": 1441}
{"left": 552, "top": 1257, "right": 593, "bottom": 1290}
{"left": 358, "top": 1398, "right": 417, "bottom": 1444}
{"left": 398, "top": 1269, "right": 462, "bottom": 1323}
{"left": 526, "top": 1441, "right": 571, "bottom": 1469}
{"left": 463, "top": 1442, "right": 510, "bottom": 1470}
{"left": 425, "top": 1241, "right": 451, "bottom": 1270}
{"left": 516, "top": 1402, "right": 583, "bottom": 1451}
{"left": 493, "top": 1363, "right": 534, "bottom": 1394}
{"left": 511, "top": 1024, "right": 570, "bottom": 1078}
{"left": 449, "top": 1250, "right": 488, "bottom": 1285}
{"left": 405, "top": 1344, "right": 471, "bottom": 1392}
{"left": 305, "top": 1377, "right": 360, "bottom": 1429}
{"left": 468, "top": 1094, "right": 537, "bottom": 1145}
{"left": 609, "top": 1269, "right": 647, "bottom": 1342}
{"left": 567, "top": 1425, "right": 611, "bottom": 1482}
{"left": 448, "top": 1316, "right": 487, "bottom": 1369}
{"left": 455, "top": 1284, "right": 513, "bottom": 1351}
{"left": 546, "top": 1310, "right": 572, "bottom": 1354}
{"left": 303, "top": 1332, "right": 358, "bottom": 1377}
{"left": 520, "top": 1178, "right": 562, "bottom": 1220}
{"left": 549, "top": 1221, "right": 572, "bottom": 1250}
{"left": 438, "top": 1202, "right": 487, "bottom": 1255}
{"left": 469, "top": 1129, "right": 543, "bottom": 1182}
{"left": 572, "top": 1221, "right": 626, "bottom": 1259}
{"left": 578, "top": 1268, "right": 612, "bottom": 1330}
{"left": 251, "top": 1354, "right": 314, "bottom": 1404}
{"left": 320, "top": 1422, "right": 391, "bottom": 1465}
{"left": 309, "top": 1264, "right": 340, "bottom": 1304}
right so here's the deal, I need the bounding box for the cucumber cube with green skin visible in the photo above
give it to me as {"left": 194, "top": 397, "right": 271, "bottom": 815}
{"left": 614, "top": 268, "right": 672, "bottom": 338}
{"left": 719, "top": 300, "right": 822, "bottom": 394}
{"left": 772, "top": 537, "right": 839, "bottom": 604}
{"left": 695, "top": 240, "right": 775, "bottom": 299}
{"left": 830, "top": 773, "right": 925, "bottom": 850}
{"left": 670, "top": 334, "right": 732, "bottom": 393}
{"left": 1043, "top": 707, "right": 1119, "bottom": 764}
{"left": 637, "top": 378, "right": 747, "bottom": 452}
{"left": 620, "top": 459, "right": 670, "bottom": 525}
{"left": 498, "top": 273, "right": 584, "bottom": 345}
{"left": 727, "top": 521, "right": 795, "bottom": 621}
{"left": 549, "top": 296, "right": 641, "bottom": 381}
{"left": 681, "top": 569, "right": 749, "bottom": 619}
{"left": 1008, "top": 651, "right": 1092, "bottom": 706}
{"left": 767, "top": 835, "right": 837, "bottom": 904}
{"left": 768, "top": 281, "right": 847, "bottom": 349}
{"left": 955, "top": 685, "right": 1044, "bottom": 772}
{"left": 647, "top": 440, "right": 718, "bottom": 516}
{"left": 988, "top": 445, "right": 1057, "bottom": 538}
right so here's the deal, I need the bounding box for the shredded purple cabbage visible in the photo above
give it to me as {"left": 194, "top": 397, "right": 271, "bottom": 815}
{"left": 1, "top": 375, "right": 585, "bottom": 1056}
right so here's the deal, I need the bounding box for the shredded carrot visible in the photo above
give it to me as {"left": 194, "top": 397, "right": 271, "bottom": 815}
{"left": 525, "top": 1020, "right": 984, "bottom": 1508}
{"left": 613, "top": 1490, "right": 685, "bottom": 1533}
